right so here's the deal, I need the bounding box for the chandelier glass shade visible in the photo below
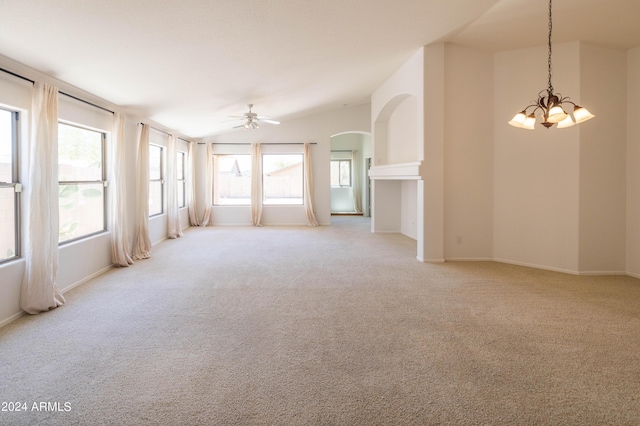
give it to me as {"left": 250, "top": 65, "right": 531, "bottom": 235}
{"left": 508, "top": 0, "right": 594, "bottom": 130}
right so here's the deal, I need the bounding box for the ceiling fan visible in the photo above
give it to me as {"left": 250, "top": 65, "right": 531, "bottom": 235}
{"left": 230, "top": 104, "right": 280, "bottom": 129}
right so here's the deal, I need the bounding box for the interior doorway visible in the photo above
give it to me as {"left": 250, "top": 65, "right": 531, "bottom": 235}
{"left": 329, "top": 132, "right": 372, "bottom": 216}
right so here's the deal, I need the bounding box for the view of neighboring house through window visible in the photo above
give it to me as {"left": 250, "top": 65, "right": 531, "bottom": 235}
{"left": 262, "top": 154, "right": 303, "bottom": 205}
{"left": 331, "top": 159, "right": 351, "bottom": 187}
{"left": 213, "top": 154, "right": 251, "bottom": 205}
{"left": 177, "top": 151, "right": 186, "bottom": 208}
{"left": 0, "top": 108, "right": 19, "bottom": 262}
{"left": 149, "top": 144, "right": 163, "bottom": 216}
{"left": 58, "top": 122, "right": 106, "bottom": 243}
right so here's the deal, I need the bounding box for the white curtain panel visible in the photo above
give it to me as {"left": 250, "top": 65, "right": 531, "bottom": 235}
{"left": 186, "top": 141, "right": 199, "bottom": 226}
{"left": 166, "top": 134, "right": 183, "bottom": 239}
{"left": 251, "top": 143, "right": 263, "bottom": 226}
{"left": 200, "top": 142, "right": 214, "bottom": 226}
{"left": 352, "top": 150, "right": 363, "bottom": 213}
{"left": 132, "top": 124, "right": 152, "bottom": 259}
{"left": 109, "top": 112, "right": 134, "bottom": 267}
{"left": 303, "top": 143, "right": 319, "bottom": 227}
{"left": 20, "top": 82, "right": 65, "bottom": 314}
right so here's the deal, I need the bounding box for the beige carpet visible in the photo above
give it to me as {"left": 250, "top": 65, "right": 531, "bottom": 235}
{"left": 1, "top": 216, "right": 640, "bottom": 425}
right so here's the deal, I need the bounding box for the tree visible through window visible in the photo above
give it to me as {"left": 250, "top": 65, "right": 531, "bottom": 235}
{"left": 0, "top": 108, "right": 19, "bottom": 261}
{"left": 58, "top": 122, "right": 106, "bottom": 243}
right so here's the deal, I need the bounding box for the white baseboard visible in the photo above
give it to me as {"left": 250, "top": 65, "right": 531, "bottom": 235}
{"left": 492, "top": 258, "right": 579, "bottom": 275}
{"left": 444, "top": 257, "right": 493, "bottom": 262}
{"left": 0, "top": 310, "right": 25, "bottom": 329}
{"left": 577, "top": 270, "right": 628, "bottom": 276}
{"left": 61, "top": 265, "right": 114, "bottom": 294}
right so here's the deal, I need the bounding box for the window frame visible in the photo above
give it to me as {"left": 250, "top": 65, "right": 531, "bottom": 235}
{"left": 149, "top": 143, "right": 164, "bottom": 217}
{"left": 331, "top": 159, "right": 352, "bottom": 187}
{"left": 177, "top": 150, "right": 186, "bottom": 209}
{"left": 212, "top": 153, "right": 252, "bottom": 206}
{"left": 0, "top": 108, "right": 21, "bottom": 263}
{"left": 57, "top": 121, "right": 108, "bottom": 245}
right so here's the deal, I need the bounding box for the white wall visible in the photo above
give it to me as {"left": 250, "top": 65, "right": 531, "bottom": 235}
{"left": 628, "top": 46, "right": 640, "bottom": 278}
{"left": 202, "top": 104, "right": 371, "bottom": 226}
{"left": 443, "top": 44, "right": 494, "bottom": 260}
{"left": 387, "top": 96, "right": 418, "bottom": 164}
{"left": 494, "top": 43, "right": 581, "bottom": 273}
{"left": 579, "top": 44, "right": 627, "bottom": 274}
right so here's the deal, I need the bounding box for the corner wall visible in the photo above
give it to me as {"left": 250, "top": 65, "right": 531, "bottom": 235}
{"left": 579, "top": 44, "right": 627, "bottom": 274}
{"left": 494, "top": 43, "right": 581, "bottom": 273}
{"left": 627, "top": 46, "right": 640, "bottom": 277}
{"left": 443, "top": 44, "right": 494, "bottom": 260}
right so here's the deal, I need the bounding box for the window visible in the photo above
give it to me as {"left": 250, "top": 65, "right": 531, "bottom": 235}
{"left": 213, "top": 154, "right": 251, "bottom": 205}
{"left": 149, "top": 144, "right": 164, "bottom": 216}
{"left": 0, "top": 108, "right": 19, "bottom": 262}
{"left": 331, "top": 159, "right": 351, "bottom": 187}
{"left": 177, "top": 151, "right": 186, "bottom": 208}
{"left": 262, "top": 154, "right": 303, "bottom": 205}
{"left": 58, "top": 123, "right": 106, "bottom": 243}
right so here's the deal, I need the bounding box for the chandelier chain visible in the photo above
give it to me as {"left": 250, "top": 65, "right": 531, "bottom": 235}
{"left": 547, "top": 0, "right": 553, "bottom": 93}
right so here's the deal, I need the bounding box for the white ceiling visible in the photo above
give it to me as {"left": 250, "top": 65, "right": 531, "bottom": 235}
{"left": 1, "top": 0, "right": 639, "bottom": 139}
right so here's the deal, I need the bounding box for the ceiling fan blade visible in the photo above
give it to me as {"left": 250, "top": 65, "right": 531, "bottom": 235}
{"left": 260, "top": 119, "right": 280, "bottom": 125}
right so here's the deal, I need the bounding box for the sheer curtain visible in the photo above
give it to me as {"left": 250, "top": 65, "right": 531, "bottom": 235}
{"left": 166, "top": 134, "right": 183, "bottom": 239}
{"left": 20, "top": 82, "right": 66, "bottom": 314}
{"left": 132, "top": 124, "right": 152, "bottom": 259}
{"left": 251, "top": 143, "right": 263, "bottom": 226}
{"left": 303, "top": 143, "right": 319, "bottom": 226}
{"left": 351, "top": 150, "right": 363, "bottom": 213}
{"left": 109, "top": 112, "right": 134, "bottom": 267}
{"left": 200, "top": 142, "right": 214, "bottom": 226}
{"left": 186, "top": 141, "right": 199, "bottom": 226}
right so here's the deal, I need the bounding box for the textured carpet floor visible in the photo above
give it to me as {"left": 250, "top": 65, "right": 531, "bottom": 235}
{"left": 1, "top": 216, "right": 640, "bottom": 425}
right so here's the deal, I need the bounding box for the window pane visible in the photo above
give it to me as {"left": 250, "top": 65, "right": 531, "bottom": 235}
{"left": 213, "top": 154, "right": 251, "bottom": 205}
{"left": 58, "top": 123, "right": 102, "bottom": 181}
{"left": 0, "top": 109, "right": 13, "bottom": 183}
{"left": 263, "top": 154, "right": 303, "bottom": 205}
{"left": 340, "top": 160, "right": 351, "bottom": 186}
{"left": 178, "top": 181, "right": 185, "bottom": 208}
{"left": 177, "top": 152, "right": 185, "bottom": 179}
{"left": 149, "top": 181, "right": 163, "bottom": 216}
{"left": 330, "top": 161, "right": 340, "bottom": 186}
{"left": 58, "top": 183, "right": 104, "bottom": 243}
{"left": 149, "top": 145, "right": 162, "bottom": 180}
{"left": 0, "top": 187, "right": 16, "bottom": 260}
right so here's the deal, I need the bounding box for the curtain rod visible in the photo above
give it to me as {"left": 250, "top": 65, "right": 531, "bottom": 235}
{"left": 198, "top": 142, "right": 317, "bottom": 145}
{"left": 1, "top": 66, "right": 115, "bottom": 115}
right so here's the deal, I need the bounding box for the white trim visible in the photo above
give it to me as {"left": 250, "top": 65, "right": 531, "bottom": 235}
{"left": 417, "top": 257, "right": 445, "bottom": 263}
{"left": 493, "top": 258, "right": 579, "bottom": 275}
{"left": 0, "top": 310, "right": 25, "bottom": 329}
{"left": 577, "top": 270, "right": 627, "bottom": 276}
{"left": 61, "top": 265, "right": 114, "bottom": 294}
{"left": 445, "top": 257, "right": 494, "bottom": 262}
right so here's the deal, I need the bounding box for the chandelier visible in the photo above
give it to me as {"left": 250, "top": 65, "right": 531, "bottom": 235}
{"left": 508, "top": 0, "right": 594, "bottom": 130}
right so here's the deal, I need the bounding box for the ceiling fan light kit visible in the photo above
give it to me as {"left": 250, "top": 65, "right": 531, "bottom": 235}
{"left": 508, "top": 0, "right": 594, "bottom": 130}
{"left": 232, "top": 104, "right": 280, "bottom": 130}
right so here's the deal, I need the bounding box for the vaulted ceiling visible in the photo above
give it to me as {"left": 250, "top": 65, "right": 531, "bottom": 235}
{"left": 1, "top": 0, "right": 639, "bottom": 138}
